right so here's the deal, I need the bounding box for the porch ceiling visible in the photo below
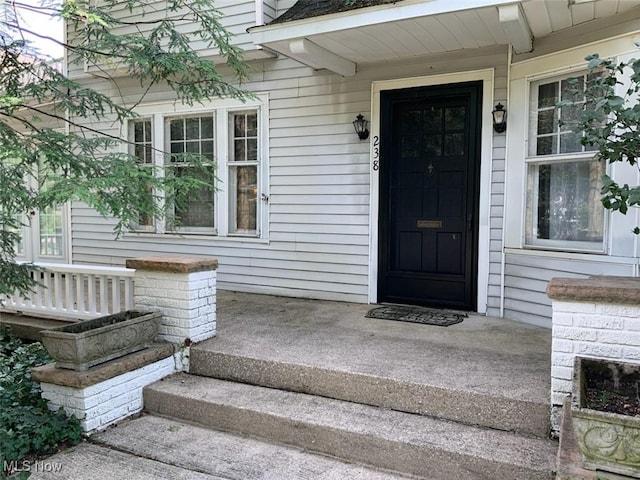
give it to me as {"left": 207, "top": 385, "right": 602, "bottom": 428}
{"left": 249, "top": 0, "right": 640, "bottom": 76}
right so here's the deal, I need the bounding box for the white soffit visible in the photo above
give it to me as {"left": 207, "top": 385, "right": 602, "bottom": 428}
{"left": 249, "top": 0, "right": 516, "bottom": 44}
{"left": 249, "top": 0, "right": 515, "bottom": 75}
{"left": 249, "top": 0, "right": 640, "bottom": 75}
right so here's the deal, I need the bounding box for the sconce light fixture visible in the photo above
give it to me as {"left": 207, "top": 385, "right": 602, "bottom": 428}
{"left": 353, "top": 113, "right": 369, "bottom": 140}
{"left": 492, "top": 103, "right": 507, "bottom": 133}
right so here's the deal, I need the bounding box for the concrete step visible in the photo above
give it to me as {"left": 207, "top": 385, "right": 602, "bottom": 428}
{"left": 144, "top": 373, "right": 557, "bottom": 480}
{"left": 190, "top": 348, "right": 549, "bottom": 438}
{"left": 87, "top": 415, "right": 410, "bottom": 480}
{"left": 29, "top": 442, "right": 217, "bottom": 480}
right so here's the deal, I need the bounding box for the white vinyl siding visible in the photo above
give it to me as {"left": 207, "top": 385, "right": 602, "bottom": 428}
{"left": 69, "top": 45, "right": 508, "bottom": 306}
{"left": 263, "top": 0, "right": 278, "bottom": 23}
{"left": 503, "top": 250, "right": 636, "bottom": 328}
{"left": 68, "top": 1, "right": 272, "bottom": 79}
{"left": 275, "top": 0, "right": 297, "bottom": 16}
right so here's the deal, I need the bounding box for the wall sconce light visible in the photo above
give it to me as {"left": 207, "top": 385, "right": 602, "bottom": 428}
{"left": 492, "top": 103, "right": 507, "bottom": 133}
{"left": 353, "top": 113, "right": 369, "bottom": 140}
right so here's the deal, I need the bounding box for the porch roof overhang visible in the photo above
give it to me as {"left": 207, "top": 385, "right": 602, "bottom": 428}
{"left": 248, "top": 0, "right": 640, "bottom": 76}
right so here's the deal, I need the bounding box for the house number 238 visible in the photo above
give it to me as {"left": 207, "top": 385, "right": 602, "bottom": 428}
{"left": 372, "top": 135, "right": 380, "bottom": 171}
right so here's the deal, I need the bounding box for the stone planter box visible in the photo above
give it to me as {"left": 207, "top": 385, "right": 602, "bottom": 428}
{"left": 572, "top": 356, "right": 640, "bottom": 478}
{"left": 41, "top": 310, "right": 162, "bottom": 371}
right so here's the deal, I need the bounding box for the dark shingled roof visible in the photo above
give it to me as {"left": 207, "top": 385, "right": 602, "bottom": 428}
{"left": 271, "top": 0, "right": 402, "bottom": 24}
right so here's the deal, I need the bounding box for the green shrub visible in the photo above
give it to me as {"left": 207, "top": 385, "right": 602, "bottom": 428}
{"left": 0, "top": 333, "right": 82, "bottom": 478}
{"left": 558, "top": 48, "right": 640, "bottom": 231}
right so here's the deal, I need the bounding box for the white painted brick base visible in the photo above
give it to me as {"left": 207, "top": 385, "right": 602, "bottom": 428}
{"left": 134, "top": 269, "right": 217, "bottom": 344}
{"left": 550, "top": 299, "right": 640, "bottom": 433}
{"left": 40, "top": 356, "right": 177, "bottom": 433}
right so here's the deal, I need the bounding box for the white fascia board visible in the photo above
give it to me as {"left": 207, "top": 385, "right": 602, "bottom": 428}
{"left": 498, "top": 4, "right": 533, "bottom": 53}
{"left": 249, "top": 0, "right": 519, "bottom": 45}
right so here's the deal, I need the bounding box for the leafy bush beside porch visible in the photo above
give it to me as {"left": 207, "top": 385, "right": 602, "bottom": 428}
{"left": 0, "top": 333, "right": 82, "bottom": 478}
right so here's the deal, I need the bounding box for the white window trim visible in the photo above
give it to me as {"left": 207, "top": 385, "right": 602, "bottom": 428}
{"left": 123, "top": 94, "right": 269, "bottom": 240}
{"left": 505, "top": 34, "right": 640, "bottom": 258}
{"left": 521, "top": 70, "right": 608, "bottom": 254}
{"left": 527, "top": 70, "right": 594, "bottom": 159}
{"left": 164, "top": 113, "right": 218, "bottom": 235}
{"left": 226, "top": 109, "right": 261, "bottom": 236}
{"left": 14, "top": 167, "right": 70, "bottom": 264}
{"left": 129, "top": 117, "right": 155, "bottom": 233}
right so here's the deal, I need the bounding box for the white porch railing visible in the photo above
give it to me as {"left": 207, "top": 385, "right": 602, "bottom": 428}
{"left": 2, "top": 263, "right": 135, "bottom": 320}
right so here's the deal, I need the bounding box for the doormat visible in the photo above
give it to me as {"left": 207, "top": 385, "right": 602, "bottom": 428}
{"left": 365, "top": 305, "right": 467, "bottom": 327}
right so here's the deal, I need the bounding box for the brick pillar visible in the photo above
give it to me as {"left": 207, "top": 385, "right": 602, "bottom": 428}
{"left": 547, "top": 275, "right": 640, "bottom": 435}
{"left": 126, "top": 256, "right": 218, "bottom": 344}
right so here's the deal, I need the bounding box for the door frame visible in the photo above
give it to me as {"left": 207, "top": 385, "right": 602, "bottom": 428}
{"left": 15, "top": 174, "right": 71, "bottom": 265}
{"left": 369, "top": 69, "right": 494, "bottom": 313}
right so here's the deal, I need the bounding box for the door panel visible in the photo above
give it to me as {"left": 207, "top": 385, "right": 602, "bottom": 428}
{"left": 378, "top": 83, "right": 481, "bottom": 310}
{"left": 15, "top": 175, "right": 68, "bottom": 264}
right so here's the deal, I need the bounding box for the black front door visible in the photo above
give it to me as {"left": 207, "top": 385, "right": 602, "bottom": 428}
{"left": 378, "top": 82, "right": 482, "bottom": 311}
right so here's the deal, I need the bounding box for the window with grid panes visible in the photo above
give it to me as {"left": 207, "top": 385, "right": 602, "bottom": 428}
{"left": 525, "top": 72, "right": 605, "bottom": 252}
{"left": 167, "top": 115, "right": 216, "bottom": 231}
{"left": 130, "top": 119, "right": 154, "bottom": 230}
{"left": 228, "top": 111, "right": 258, "bottom": 234}
{"left": 126, "top": 99, "right": 266, "bottom": 238}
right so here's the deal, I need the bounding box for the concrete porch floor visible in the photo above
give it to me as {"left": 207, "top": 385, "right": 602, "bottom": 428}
{"left": 1, "top": 288, "right": 552, "bottom": 409}
{"left": 207, "top": 290, "right": 552, "bottom": 420}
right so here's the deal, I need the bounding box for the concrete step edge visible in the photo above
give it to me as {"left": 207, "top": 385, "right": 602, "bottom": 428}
{"left": 144, "top": 373, "right": 557, "bottom": 480}
{"left": 90, "top": 415, "right": 414, "bottom": 479}
{"left": 189, "top": 349, "right": 549, "bottom": 438}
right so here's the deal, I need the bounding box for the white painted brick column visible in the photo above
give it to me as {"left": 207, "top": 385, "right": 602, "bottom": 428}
{"left": 547, "top": 276, "right": 640, "bottom": 434}
{"left": 126, "top": 256, "right": 218, "bottom": 344}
